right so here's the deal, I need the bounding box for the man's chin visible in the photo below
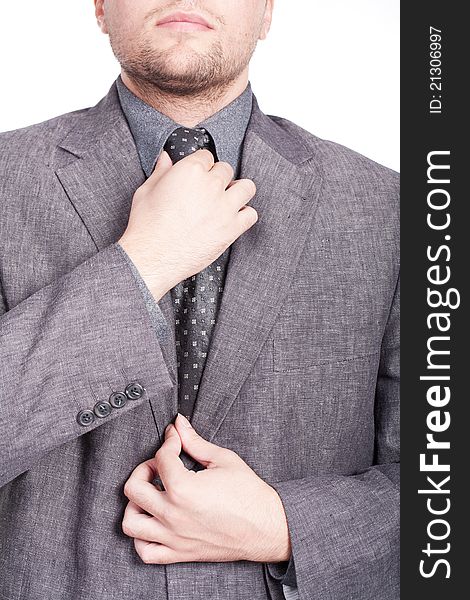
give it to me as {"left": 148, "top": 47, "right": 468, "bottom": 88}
{"left": 150, "top": 49, "right": 215, "bottom": 75}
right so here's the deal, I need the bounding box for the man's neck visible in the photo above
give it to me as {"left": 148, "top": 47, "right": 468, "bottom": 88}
{"left": 120, "top": 70, "right": 249, "bottom": 128}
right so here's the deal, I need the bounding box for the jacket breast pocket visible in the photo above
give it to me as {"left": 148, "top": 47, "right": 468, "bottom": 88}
{"left": 272, "top": 330, "right": 381, "bottom": 372}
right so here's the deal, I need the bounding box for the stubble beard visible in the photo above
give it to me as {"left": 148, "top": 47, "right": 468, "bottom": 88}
{"left": 109, "top": 33, "right": 255, "bottom": 100}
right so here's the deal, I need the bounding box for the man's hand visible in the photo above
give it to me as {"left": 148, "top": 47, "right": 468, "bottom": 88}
{"left": 122, "top": 413, "right": 292, "bottom": 565}
{"left": 117, "top": 149, "right": 258, "bottom": 302}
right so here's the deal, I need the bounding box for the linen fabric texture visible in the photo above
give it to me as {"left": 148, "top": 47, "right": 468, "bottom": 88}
{"left": 0, "top": 78, "right": 400, "bottom": 600}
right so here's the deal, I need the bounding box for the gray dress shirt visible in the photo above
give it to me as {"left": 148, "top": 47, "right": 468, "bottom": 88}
{"left": 114, "top": 74, "right": 297, "bottom": 592}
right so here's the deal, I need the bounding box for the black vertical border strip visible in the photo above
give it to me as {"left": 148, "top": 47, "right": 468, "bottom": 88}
{"left": 401, "top": 2, "right": 467, "bottom": 598}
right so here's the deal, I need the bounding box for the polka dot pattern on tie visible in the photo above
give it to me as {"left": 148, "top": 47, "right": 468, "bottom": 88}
{"left": 163, "top": 126, "right": 218, "bottom": 164}
{"left": 164, "top": 126, "right": 228, "bottom": 422}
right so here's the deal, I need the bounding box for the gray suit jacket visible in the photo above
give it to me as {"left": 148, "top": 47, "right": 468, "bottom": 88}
{"left": 0, "top": 81, "right": 400, "bottom": 600}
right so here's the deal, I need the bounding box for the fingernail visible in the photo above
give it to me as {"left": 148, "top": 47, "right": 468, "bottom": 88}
{"left": 165, "top": 423, "right": 173, "bottom": 434}
{"left": 177, "top": 413, "right": 192, "bottom": 428}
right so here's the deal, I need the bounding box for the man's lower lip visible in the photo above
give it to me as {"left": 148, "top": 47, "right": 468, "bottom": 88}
{"left": 156, "top": 21, "right": 212, "bottom": 31}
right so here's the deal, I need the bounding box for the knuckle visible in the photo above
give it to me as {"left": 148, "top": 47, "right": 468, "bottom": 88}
{"left": 187, "top": 156, "right": 205, "bottom": 173}
{"left": 123, "top": 480, "right": 135, "bottom": 499}
{"left": 242, "top": 206, "right": 258, "bottom": 226}
{"left": 140, "top": 547, "right": 154, "bottom": 564}
{"left": 213, "top": 171, "right": 228, "bottom": 187}
{"left": 134, "top": 521, "right": 148, "bottom": 539}
{"left": 195, "top": 148, "right": 213, "bottom": 164}
{"left": 121, "top": 517, "right": 134, "bottom": 537}
{"left": 220, "top": 160, "right": 234, "bottom": 178}
{"left": 239, "top": 178, "right": 256, "bottom": 196}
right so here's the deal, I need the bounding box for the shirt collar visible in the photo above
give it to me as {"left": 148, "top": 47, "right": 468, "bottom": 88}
{"left": 115, "top": 74, "right": 253, "bottom": 177}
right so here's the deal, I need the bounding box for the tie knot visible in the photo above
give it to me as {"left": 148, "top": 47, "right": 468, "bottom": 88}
{"left": 163, "top": 126, "right": 218, "bottom": 163}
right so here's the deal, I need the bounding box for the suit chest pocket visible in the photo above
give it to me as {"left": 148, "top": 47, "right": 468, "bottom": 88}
{"left": 272, "top": 308, "right": 383, "bottom": 372}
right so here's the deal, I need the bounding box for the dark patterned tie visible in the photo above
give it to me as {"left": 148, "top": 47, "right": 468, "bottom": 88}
{"left": 163, "top": 125, "right": 218, "bottom": 162}
{"left": 163, "top": 127, "right": 230, "bottom": 422}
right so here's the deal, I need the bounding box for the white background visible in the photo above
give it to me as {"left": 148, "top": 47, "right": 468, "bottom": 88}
{"left": 0, "top": 1, "right": 399, "bottom": 171}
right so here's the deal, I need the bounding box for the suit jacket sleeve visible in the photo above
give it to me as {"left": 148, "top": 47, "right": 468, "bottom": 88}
{"left": 0, "top": 242, "right": 174, "bottom": 487}
{"left": 266, "top": 274, "right": 400, "bottom": 600}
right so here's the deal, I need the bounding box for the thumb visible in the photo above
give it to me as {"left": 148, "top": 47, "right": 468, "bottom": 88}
{"left": 162, "top": 421, "right": 182, "bottom": 454}
{"left": 174, "top": 413, "right": 226, "bottom": 468}
{"left": 150, "top": 150, "right": 173, "bottom": 182}
{"left": 153, "top": 423, "right": 188, "bottom": 489}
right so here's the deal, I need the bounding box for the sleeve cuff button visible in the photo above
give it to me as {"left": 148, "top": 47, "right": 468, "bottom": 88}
{"left": 77, "top": 409, "right": 95, "bottom": 427}
{"left": 109, "top": 391, "right": 127, "bottom": 408}
{"left": 94, "top": 401, "right": 112, "bottom": 418}
{"left": 125, "top": 382, "right": 145, "bottom": 400}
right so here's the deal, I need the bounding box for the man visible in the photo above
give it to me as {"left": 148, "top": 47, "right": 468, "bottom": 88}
{"left": 0, "top": 1, "right": 399, "bottom": 599}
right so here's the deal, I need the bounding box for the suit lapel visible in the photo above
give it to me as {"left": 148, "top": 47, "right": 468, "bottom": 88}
{"left": 54, "top": 84, "right": 323, "bottom": 450}
{"left": 190, "top": 97, "right": 324, "bottom": 444}
{"left": 54, "top": 84, "right": 178, "bottom": 386}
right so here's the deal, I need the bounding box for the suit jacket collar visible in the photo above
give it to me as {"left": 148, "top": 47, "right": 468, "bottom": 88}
{"left": 115, "top": 75, "right": 253, "bottom": 177}
{"left": 56, "top": 80, "right": 313, "bottom": 166}
{"left": 56, "top": 81, "right": 323, "bottom": 461}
